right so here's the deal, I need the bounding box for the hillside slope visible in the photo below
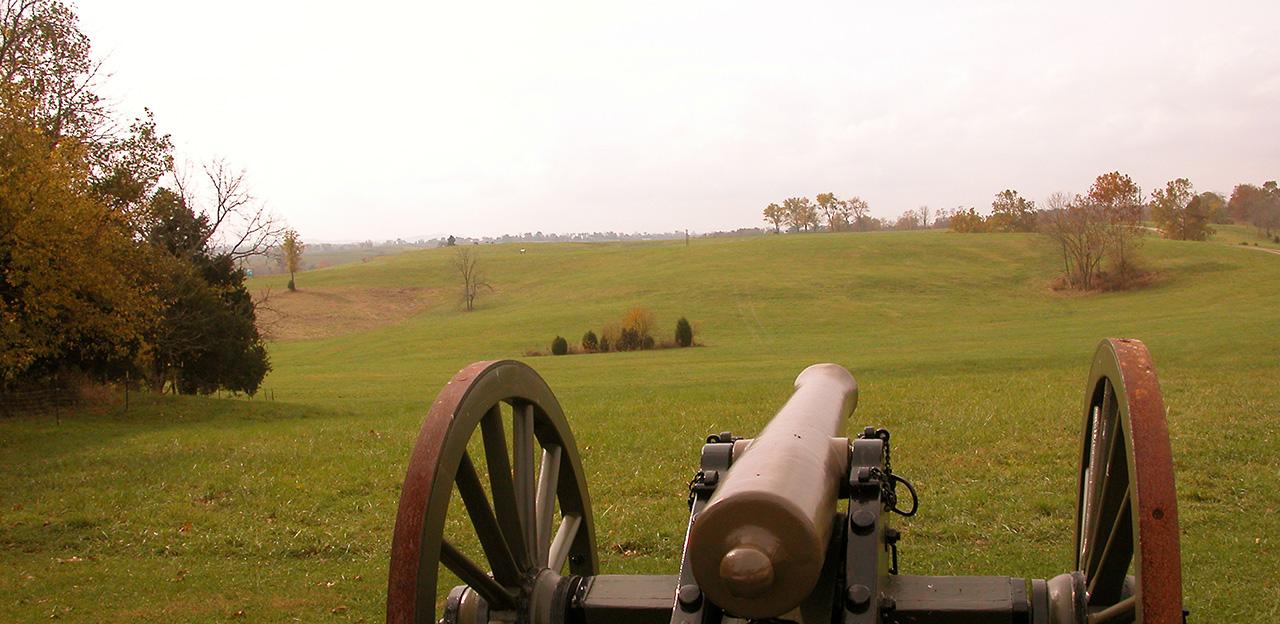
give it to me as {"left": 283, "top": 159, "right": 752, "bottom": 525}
{"left": 2, "top": 231, "right": 1276, "bottom": 622}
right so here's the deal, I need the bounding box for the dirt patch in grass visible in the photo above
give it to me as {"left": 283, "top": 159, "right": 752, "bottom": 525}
{"left": 255, "top": 287, "right": 437, "bottom": 341}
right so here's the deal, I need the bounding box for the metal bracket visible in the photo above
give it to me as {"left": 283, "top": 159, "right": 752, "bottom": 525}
{"left": 843, "top": 435, "right": 890, "bottom": 624}
{"left": 670, "top": 436, "right": 737, "bottom": 624}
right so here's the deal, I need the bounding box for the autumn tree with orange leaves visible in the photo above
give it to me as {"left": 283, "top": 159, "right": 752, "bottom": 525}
{"left": 1087, "top": 171, "right": 1146, "bottom": 288}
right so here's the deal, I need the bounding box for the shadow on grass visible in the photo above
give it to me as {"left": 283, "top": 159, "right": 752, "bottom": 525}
{"left": 0, "top": 393, "right": 349, "bottom": 462}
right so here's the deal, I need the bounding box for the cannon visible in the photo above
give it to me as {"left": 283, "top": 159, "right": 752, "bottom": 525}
{"left": 387, "top": 338, "right": 1183, "bottom": 623}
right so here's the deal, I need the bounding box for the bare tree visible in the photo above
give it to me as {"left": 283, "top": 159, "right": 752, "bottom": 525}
{"left": 454, "top": 246, "right": 492, "bottom": 311}
{"left": 842, "top": 196, "right": 869, "bottom": 231}
{"left": 916, "top": 205, "right": 932, "bottom": 229}
{"left": 173, "top": 158, "right": 285, "bottom": 262}
{"left": 1040, "top": 192, "right": 1108, "bottom": 290}
{"left": 933, "top": 207, "right": 956, "bottom": 229}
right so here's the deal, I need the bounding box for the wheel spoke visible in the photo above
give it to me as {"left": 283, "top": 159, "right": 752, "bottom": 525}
{"left": 1088, "top": 398, "right": 1126, "bottom": 549}
{"left": 548, "top": 513, "right": 581, "bottom": 572}
{"left": 535, "top": 444, "right": 562, "bottom": 566}
{"left": 513, "top": 402, "right": 537, "bottom": 564}
{"left": 454, "top": 452, "right": 521, "bottom": 586}
{"left": 1087, "top": 489, "right": 1134, "bottom": 604}
{"left": 1080, "top": 406, "right": 1101, "bottom": 565}
{"left": 481, "top": 406, "right": 530, "bottom": 570}
{"left": 440, "top": 540, "right": 517, "bottom": 610}
{"left": 1087, "top": 488, "right": 1130, "bottom": 593}
{"left": 1086, "top": 595, "right": 1136, "bottom": 624}
{"left": 1083, "top": 382, "right": 1121, "bottom": 568}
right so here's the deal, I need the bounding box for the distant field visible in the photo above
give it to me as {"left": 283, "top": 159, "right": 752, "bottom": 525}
{"left": 1210, "top": 222, "right": 1280, "bottom": 251}
{"left": 2, "top": 231, "right": 1277, "bottom": 622}
{"left": 242, "top": 244, "right": 419, "bottom": 277}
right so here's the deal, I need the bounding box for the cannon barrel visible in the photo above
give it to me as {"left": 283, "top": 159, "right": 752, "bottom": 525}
{"left": 687, "top": 363, "right": 857, "bottom": 619}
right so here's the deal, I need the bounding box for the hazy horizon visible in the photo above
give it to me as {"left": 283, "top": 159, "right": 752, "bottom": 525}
{"left": 79, "top": 1, "right": 1280, "bottom": 241}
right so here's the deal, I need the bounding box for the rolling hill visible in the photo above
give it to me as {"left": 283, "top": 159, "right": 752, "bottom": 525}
{"left": 2, "top": 230, "right": 1276, "bottom": 622}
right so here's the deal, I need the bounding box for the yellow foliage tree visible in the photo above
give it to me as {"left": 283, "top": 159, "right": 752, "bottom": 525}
{"left": 281, "top": 228, "right": 304, "bottom": 290}
{"left": 621, "top": 306, "right": 655, "bottom": 340}
{"left": 0, "top": 98, "right": 157, "bottom": 382}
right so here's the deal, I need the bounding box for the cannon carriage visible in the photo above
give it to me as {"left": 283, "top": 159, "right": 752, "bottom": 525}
{"left": 386, "top": 339, "right": 1183, "bottom": 624}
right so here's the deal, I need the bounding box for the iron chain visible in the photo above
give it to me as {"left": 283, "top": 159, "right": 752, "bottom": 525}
{"left": 861, "top": 427, "right": 919, "bottom": 517}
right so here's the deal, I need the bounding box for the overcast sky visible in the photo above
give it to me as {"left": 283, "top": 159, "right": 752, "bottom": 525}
{"left": 78, "top": 1, "right": 1280, "bottom": 241}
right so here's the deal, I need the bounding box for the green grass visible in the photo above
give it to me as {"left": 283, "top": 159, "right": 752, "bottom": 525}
{"left": 2, "top": 231, "right": 1277, "bottom": 622}
{"left": 1210, "top": 223, "right": 1280, "bottom": 250}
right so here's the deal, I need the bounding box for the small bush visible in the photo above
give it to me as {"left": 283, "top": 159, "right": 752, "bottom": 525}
{"left": 287, "top": 278, "right": 296, "bottom": 291}
{"left": 601, "top": 322, "right": 622, "bottom": 352}
{"left": 622, "top": 306, "right": 656, "bottom": 339}
{"left": 535, "top": 310, "right": 699, "bottom": 357}
{"left": 616, "top": 328, "right": 641, "bottom": 351}
{"left": 675, "top": 317, "right": 693, "bottom": 347}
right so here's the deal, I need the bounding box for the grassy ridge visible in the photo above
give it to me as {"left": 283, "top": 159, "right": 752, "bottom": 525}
{"left": 1210, "top": 223, "right": 1280, "bottom": 250}
{"left": 2, "top": 231, "right": 1277, "bottom": 622}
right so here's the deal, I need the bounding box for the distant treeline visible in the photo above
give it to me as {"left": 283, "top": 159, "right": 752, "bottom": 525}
{"left": 763, "top": 172, "right": 1278, "bottom": 291}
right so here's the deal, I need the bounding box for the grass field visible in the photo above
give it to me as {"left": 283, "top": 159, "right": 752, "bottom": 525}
{"left": 1210, "top": 222, "right": 1280, "bottom": 251}
{"left": 2, "top": 231, "right": 1277, "bottom": 622}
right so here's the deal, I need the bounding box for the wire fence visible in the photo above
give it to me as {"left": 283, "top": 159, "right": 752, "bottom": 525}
{"left": 0, "top": 384, "right": 76, "bottom": 422}
{"left": 2, "top": 380, "right": 280, "bottom": 422}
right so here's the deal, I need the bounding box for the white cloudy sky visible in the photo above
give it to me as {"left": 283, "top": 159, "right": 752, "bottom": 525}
{"left": 78, "top": 1, "right": 1280, "bottom": 241}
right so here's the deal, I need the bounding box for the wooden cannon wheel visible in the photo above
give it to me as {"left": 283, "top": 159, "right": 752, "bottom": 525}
{"left": 1071, "top": 339, "right": 1183, "bottom": 623}
{"left": 386, "top": 360, "right": 598, "bottom": 624}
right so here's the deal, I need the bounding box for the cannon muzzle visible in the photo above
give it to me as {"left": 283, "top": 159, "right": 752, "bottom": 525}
{"left": 687, "top": 363, "right": 856, "bottom": 619}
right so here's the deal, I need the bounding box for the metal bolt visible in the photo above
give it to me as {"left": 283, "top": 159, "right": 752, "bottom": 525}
{"left": 677, "top": 584, "right": 702, "bottom": 612}
{"left": 703, "top": 470, "right": 719, "bottom": 486}
{"left": 851, "top": 509, "right": 876, "bottom": 533}
{"left": 846, "top": 584, "right": 871, "bottom": 612}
